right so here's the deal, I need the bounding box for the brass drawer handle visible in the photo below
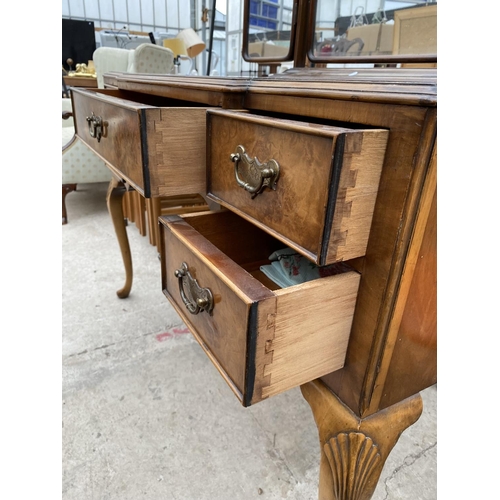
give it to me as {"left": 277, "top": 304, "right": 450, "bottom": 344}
{"left": 86, "top": 112, "right": 103, "bottom": 142}
{"left": 174, "top": 262, "right": 214, "bottom": 315}
{"left": 230, "top": 145, "right": 280, "bottom": 199}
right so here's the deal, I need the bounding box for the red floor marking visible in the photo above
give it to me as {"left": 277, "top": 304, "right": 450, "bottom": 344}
{"left": 172, "top": 327, "right": 190, "bottom": 334}
{"left": 156, "top": 326, "right": 190, "bottom": 341}
{"left": 156, "top": 332, "right": 172, "bottom": 341}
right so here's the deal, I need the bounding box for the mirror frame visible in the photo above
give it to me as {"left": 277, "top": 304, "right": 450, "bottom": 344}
{"left": 242, "top": 0, "right": 437, "bottom": 66}
{"left": 242, "top": 0, "right": 299, "bottom": 63}
{"left": 306, "top": 0, "right": 437, "bottom": 64}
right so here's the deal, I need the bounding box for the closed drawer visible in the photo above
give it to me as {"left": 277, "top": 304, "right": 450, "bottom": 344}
{"left": 71, "top": 88, "right": 210, "bottom": 198}
{"left": 206, "top": 110, "right": 389, "bottom": 265}
{"left": 159, "top": 210, "right": 360, "bottom": 406}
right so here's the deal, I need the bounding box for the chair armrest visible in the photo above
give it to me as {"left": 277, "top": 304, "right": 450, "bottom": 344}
{"left": 62, "top": 111, "right": 73, "bottom": 120}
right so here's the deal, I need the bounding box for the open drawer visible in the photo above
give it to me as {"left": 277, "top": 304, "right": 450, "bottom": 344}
{"left": 71, "top": 88, "right": 210, "bottom": 198}
{"left": 159, "top": 210, "right": 361, "bottom": 406}
{"left": 206, "top": 109, "right": 389, "bottom": 265}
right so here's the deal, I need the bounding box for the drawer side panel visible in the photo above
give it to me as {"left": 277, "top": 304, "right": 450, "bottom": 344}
{"left": 147, "top": 108, "right": 209, "bottom": 197}
{"left": 327, "top": 130, "right": 389, "bottom": 262}
{"left": 258, "top": 271, "right": 361, "bottom": 402}
{"left": 249, "top": 296, "right": 278, "bottom": 406}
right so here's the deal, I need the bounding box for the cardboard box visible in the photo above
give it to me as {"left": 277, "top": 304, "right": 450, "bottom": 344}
{"left": 248, "top": 41, "right": 290, "bottom": 58}
{"left": 346, "top": 23, "right": 394, "bottom": 55}
{"left": 393, "top": 4, "right": 437, "bottom": 55}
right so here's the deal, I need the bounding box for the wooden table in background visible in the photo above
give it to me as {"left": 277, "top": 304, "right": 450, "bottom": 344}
{"left": 63, "top": 76, "right": 98, "bottom": 88}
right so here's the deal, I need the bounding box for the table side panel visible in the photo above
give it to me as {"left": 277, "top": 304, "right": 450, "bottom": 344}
{"left": 378, "top": 147, "right": 437, "bottom": 409}
{"left": 325, "top": 106, "right": 436, "bottom": 415}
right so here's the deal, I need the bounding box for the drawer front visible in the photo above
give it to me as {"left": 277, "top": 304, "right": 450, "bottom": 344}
{"left": 160, "top": 210, "right": 361, "bottom": 406}
{"left": 72, "top": 88, "right": 144, "bottom": 191}
{"left": 72, "top": 88, "right": 209, "bottom": 198}
{"left": 206, "top": 110, "right": 389, "bottom": 265}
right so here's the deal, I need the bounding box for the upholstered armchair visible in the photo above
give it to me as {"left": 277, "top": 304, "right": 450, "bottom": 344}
{"left": 93, "top": 44, "right": 175, "bottom": 87}
{"left": 62, "top": 98, "right": 112, "bottom": 224}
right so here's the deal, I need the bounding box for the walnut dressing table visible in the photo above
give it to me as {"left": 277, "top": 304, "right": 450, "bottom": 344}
{"left": 70, "top": 65, "right": 436, "bottom": 499}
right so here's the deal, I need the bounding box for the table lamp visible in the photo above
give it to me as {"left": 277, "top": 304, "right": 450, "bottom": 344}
{"left": 163, "top": 38, "right": 188, "bottom": 74}
{"left": 176, "top": 28, "right": 206, "bottom": 59}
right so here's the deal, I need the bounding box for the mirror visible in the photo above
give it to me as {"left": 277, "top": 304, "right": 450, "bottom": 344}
{"left": 242, "top": 0, "right": 297, "bottom": 62}
{"left": 309, "top": 0, "right": 437, "bottom": 63}
{"left": 242, "top": 0, "right": 437, "bottom": 66}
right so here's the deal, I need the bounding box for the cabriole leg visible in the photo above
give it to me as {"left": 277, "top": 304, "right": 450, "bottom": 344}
{"left": 106, "top": 177, "right": 133, "bottom": 298}
{"left": 301, "top": 380, "right": 423, "bottom": 500}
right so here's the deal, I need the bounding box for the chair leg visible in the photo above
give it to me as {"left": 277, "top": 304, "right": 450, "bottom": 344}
{"left": 62, "top": 184, "right": 77, "bottom": 225}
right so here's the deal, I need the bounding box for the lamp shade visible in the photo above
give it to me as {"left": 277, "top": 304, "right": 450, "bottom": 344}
{"left": 163, "top": 38, "right": 187, "bottom": 57}
{"left": 176, "top": 28, "right": 205, "bottom": 58}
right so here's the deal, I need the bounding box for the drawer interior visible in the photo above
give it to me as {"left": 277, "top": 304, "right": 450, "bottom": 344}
{"left": 182, "top": 210, "right": 353, "bottom": 291}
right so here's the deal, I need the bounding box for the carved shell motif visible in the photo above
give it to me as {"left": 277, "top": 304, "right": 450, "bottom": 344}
{"left": 324, "top": 432, "right": 382, "bottom": 500}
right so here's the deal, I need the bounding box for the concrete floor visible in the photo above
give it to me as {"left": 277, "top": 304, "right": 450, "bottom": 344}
{"left": 62, "top": 182, "right": 437, "bottom": 500}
